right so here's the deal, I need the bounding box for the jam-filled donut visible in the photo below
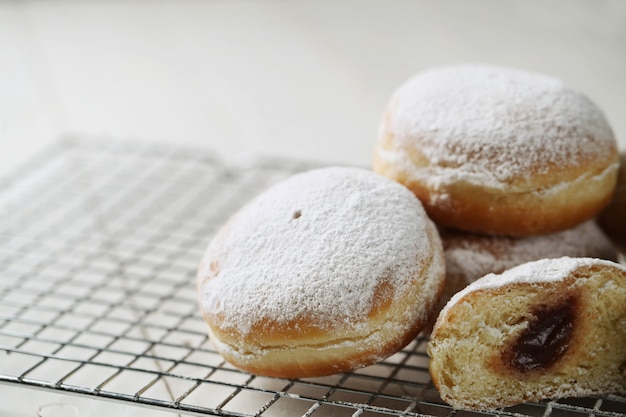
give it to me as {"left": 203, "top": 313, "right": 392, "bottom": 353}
{"left": 197, "top": 167, "right": 445, "bottom": 378}
{"left": 440, "top": 220, "right": 618, "bottom": 306}
{"left": 428, "top": 257, "right": 626, "bottom": 410}
{"left": 374, "top": 64, "right": 619, "bottom": 236}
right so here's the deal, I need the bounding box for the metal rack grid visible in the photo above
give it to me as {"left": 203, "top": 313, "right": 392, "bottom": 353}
{"left": 0, "top": 138, "right": 625, "bottom": 417}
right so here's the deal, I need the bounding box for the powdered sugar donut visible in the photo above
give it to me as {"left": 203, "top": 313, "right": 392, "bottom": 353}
{"left": 440, "top": 220, "right": 618, "bottom": 306}
{"left": 374, "top": 65, "right": 619, "bottom": 236}
{"left": 429, "top": 257, "right": 626, "bottom": 410}
{"left": 197, "top": 167, "right": 445, "bottom": 378}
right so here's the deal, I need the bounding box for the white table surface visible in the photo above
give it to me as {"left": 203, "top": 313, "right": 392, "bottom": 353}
{"left": 1, "top": 1, "right": 625, "bottom": 415}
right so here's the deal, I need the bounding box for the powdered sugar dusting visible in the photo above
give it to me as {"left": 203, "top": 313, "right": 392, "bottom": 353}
{"left": 199, "top": 167, "right": 437, "bottom": 336}
{"left": 386, "top": 64, "right": 616, "bottom": 188}
{"left": 440, "top": 257, "right": 626, "bottom": 319}
{"left": 443, "top": 220, "right": 617, "bottom": 286}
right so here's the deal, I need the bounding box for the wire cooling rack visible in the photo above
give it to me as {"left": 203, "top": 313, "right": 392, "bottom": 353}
{"left": 0, "top": 138, "right": 625, "bottom": 417}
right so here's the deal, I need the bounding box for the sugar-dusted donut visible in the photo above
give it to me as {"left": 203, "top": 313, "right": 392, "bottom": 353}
{"left": 428, "top": 257, "right": 626, "bottom": 410}
{"left": 197, "top": 167, "right": 445, "bottom": 378}
{"left": 440, "top": 220, "right": 618, "bottom": 305}
{"left": 374, "top": 64, "right": 619, "bottom": 236}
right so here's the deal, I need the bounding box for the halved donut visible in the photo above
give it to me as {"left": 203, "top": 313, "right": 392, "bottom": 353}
{"left": 428, "top": 257, "right": 626, "bottom": 410}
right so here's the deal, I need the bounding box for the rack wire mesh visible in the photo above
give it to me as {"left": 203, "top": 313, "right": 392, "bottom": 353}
{"left": 0, "top": 138, "right": 624, "bottom": 417}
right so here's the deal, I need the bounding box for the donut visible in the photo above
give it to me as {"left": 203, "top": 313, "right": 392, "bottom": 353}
{"left": 428, "top": 257, "right": 626, "bottom": 410}
{"left": 197, "top": 167, "right": 445, "bottom": 378}
{"left": 374, "top": 64, "right": 619, "bottom": 236}
{"left": 440, "top": 220, "right": 618, "bottom": 306}
{"left": 598, "top": 150, "right": 626, "bottom": 252}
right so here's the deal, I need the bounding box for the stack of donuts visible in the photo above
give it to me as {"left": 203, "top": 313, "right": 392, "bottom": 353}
{"left": 197, "top": 64, "right": 626, "bottom": 411}
{"left": 374, "top": 65, "right": 626, "bottom": 410}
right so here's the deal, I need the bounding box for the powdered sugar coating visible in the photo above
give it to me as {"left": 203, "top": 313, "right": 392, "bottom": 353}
{"left": 443, "top": 220, "right": 617, "bottom": 286}
{"left": 199, "top": 167, "right": 440, "bottom": 336}
{"left": 440, "top": 257, "right": 626, "bottom": 320}
{"left": 384, "top": 64, "right": 616, "bottom": 189}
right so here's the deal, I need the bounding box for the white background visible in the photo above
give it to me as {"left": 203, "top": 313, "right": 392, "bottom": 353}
{"left": 1, "top": 0, "right": 626, "bottom": 177}
{"left": 1, "top": 1, "right": 625, "bottom": 415}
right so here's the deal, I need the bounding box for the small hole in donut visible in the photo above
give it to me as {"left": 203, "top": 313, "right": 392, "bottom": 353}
{"left": 209, "top": 261, "right": 220, "bottom": 277}
{"left": 292, "top": 210, "right": 302, "bottom": 219}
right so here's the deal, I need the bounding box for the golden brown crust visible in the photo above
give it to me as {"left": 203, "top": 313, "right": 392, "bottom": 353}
{"left": 598, "top": 150, "right": 626, "bottom": 250}
{"left": 374, "top": 130, "right": 619, "bottom": 236}
{"left": 373, "top": 65, "right": 620, "bottom": 237}
{"left": 202, "top": 220, "right": 446, "bottom": 378}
